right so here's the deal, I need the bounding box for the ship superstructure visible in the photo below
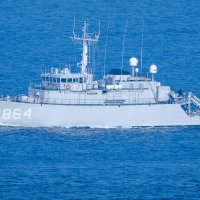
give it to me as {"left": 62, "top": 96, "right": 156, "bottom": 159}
{"left": 0, "top": 21, "right": 200, "bottom": 127}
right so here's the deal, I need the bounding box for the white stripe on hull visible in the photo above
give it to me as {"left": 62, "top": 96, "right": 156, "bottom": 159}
{"left": 0, "top": 101, "right": 199, "bottom": 127}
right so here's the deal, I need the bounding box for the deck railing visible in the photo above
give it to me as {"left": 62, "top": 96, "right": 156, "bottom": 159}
{"left": 22, "top": 97, "right": 169, "bottom": 106}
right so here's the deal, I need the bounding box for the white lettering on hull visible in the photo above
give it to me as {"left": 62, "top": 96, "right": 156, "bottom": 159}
{"left": 1, "top": 108, "right": 31, "bottom": 120}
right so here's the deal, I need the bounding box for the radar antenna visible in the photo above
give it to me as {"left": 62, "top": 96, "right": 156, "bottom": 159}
{"left": 71, "top": 21, "right": 99, "bottom": 74}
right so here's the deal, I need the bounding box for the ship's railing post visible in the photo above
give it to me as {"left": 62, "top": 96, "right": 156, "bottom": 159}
{"left": 188, "top": 92, "right": 191, "bottom": 116}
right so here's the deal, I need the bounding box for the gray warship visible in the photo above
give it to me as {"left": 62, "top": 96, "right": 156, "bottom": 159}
{"left": 0, "top": 21, "right": 200, "bottom": 127}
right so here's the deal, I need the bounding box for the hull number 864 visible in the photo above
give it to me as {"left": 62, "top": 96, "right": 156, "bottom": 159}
{"left": 1, "top": 108, "right": 31, "bottom": 120}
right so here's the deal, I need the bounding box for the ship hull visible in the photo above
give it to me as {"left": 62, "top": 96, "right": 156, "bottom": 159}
{"left": 0, "top": 101, "right": 199, "bottom": 127}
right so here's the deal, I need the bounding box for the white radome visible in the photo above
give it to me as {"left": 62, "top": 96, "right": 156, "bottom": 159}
{"left": 150, "top": 64, "right": 158, "bottom": 74}
{"left": 135, "top": 68, "right": 139, "bottom": 73}
{"left": 129, "top": 57, "right": 138, "bottom": 67}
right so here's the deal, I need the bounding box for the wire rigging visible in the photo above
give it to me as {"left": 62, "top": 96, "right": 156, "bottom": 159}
{"left": 140, "top": 20, "right": 144, "bottom": 76}
{"left": 103, "top": 18, "right": 110, "bottom": 78}
{"left": 121, "top": 19, "right": 128, "bottom": 79}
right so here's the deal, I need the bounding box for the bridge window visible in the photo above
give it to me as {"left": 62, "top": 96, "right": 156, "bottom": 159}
{"left": 74, "top": 78, "right": 79, "bottom": 83}
{"left": 79, "top": 77, "right": 83, "bottom": 83}
{"left": 52, "top": 78, "right": 60, "bottom": 83}
{"left": 61, "top": 78, "right": 66, "bottom": 83}
{"left": 42, "top": 77, "right": 50, "bottom": 82}
{"left": 44, "top": 77, "right": 50, "bottom": 82}
{"left": 68, "top": 78, "right": 72, "bottom": 83}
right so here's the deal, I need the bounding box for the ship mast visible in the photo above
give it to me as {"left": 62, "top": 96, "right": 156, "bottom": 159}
{"left": 71, "top": 21, "right": 99, "bottom": 74}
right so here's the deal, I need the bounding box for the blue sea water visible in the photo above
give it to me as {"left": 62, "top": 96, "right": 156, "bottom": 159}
{"left": 0, "top": 0, "right": 200, "bottom": 199}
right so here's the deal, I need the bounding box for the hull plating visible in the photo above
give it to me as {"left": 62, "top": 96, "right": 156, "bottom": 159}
{"left": 0, "top": 101, "right": 199, "bottom": 127}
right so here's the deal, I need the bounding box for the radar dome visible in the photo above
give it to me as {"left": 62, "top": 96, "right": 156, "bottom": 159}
{"left": 150, "top": 64, "right": 157, "bottom": 74}
{"left": 129, "top": 57, "right": 138, "bottom": 67}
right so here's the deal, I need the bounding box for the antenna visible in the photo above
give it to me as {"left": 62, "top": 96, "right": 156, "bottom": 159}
{"left": 73, "top": 17, "right": 76, "bottom": 36}
{"left": 140, "top": 20, "right": 144, "bottom": 76}
{"left": 92, "top": 41, "right": 96, "bottom": 75}
{"left": 103, "top": 18, "right": 110, "bottom": 78}
{"left": 98, "top": 19, "right": 101, "bottom": 37}
{"left": 71, "top": 21, "right": 99, "bottom": 74}
{"left": 121, "top": 20, "right": 128, "bottom": 80}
